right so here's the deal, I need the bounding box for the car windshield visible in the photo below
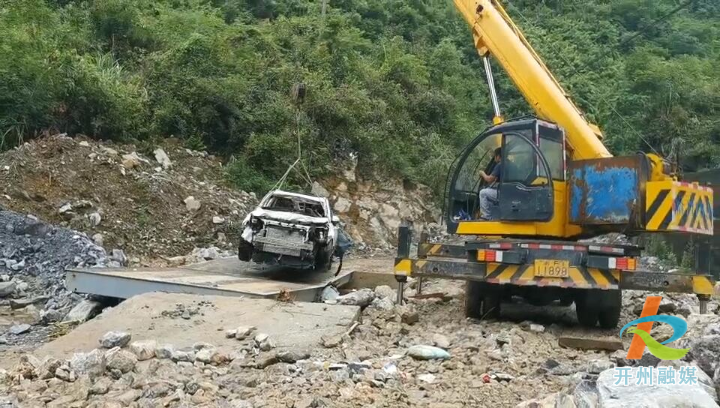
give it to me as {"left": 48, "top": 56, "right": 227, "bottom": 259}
{"left": 262, "top": 195, "right": 325, "bottom": 217}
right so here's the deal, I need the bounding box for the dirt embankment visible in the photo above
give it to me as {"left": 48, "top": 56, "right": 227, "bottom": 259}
{"left": 0, "top": 134, "right": 257, "bottom": 263}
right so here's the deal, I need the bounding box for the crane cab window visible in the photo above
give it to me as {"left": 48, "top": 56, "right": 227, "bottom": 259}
{"left": 447, "top": 119, "right": 561, "bottom": 225}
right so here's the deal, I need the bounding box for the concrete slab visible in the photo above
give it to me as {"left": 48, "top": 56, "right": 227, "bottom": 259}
{"left": 27, "top": 292, "right": 360, "bottom": 364}
{"left": 66, "top": 256, "right": 398, "bottom": 302}
{"left": 66, "top": 257, "right": 353, "bottom": 302}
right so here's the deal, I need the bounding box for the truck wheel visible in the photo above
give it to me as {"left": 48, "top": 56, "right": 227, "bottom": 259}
{"left": 465, "top": 281, "right": 483, "bottom": 319}
{"left": 597, "top": 290, "right": 622, "bottom": 329}
{"left": 464, "top": 281, "right": 501, "bottom": 319}
{"left": 575, "top": 292, "right": 598, "bottom": 328}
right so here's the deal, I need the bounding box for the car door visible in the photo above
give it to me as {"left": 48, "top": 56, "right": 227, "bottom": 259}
{"left": 498, "top": 133, "right": 554, "bottom": 221}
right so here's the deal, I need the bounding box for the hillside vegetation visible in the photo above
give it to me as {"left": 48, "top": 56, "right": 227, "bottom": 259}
{"left": 2, "top": 0, "right": 719, "bottom": 194}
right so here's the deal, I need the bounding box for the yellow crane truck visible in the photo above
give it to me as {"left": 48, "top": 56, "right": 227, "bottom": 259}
{"left": 394, "top": 0, "right": 715, "bottom": 328}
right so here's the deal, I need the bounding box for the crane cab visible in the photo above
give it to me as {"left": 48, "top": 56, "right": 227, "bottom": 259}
{"left": 446, "top": 118, "right": 580, "bottom": 238}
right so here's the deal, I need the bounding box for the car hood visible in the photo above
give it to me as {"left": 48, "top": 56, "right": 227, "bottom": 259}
{"left": 247, "top": 208, "right": 330, "bottom": 226}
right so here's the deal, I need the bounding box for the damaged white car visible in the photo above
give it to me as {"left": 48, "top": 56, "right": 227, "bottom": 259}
{"left": 238, "top": 190, "right": 350, "bottom": 271}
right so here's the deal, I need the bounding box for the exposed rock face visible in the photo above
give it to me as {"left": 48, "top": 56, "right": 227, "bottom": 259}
{"left": 321, "top": 176, "right": 440, "bottom": 249}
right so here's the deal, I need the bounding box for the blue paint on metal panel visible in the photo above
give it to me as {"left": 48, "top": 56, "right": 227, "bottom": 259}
{"left": 584, "top": 167, "right": 637, "bottom": 222}
{"left": 570, "top": 164, "right": 639, "bottom": 224}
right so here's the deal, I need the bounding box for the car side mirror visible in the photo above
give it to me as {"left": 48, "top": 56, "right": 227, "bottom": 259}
{"left": 332, "top": 215, "right": 340, "bottom": 225}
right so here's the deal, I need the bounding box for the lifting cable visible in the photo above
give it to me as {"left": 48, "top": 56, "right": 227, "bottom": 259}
{"left": 270, "top": 83, "right": 313, "bottom": 192}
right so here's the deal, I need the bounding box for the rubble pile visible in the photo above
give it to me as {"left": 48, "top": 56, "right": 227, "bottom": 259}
{"left": 0, "top": 134, "right": 258, "bottom": 263}
{"left": 0, "top": 210, "right": 109, "bottom": 345}
{"left": 1, "top": 279, "right": 719, "bottom": 407}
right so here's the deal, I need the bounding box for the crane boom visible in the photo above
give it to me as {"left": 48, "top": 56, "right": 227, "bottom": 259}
{"left": 454, "top": 0, "right": 612, "bottom": 160}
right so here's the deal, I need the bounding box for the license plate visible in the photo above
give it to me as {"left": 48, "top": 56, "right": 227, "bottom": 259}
{"left": 534, "top": 259, "right": 569, "bottom": 278}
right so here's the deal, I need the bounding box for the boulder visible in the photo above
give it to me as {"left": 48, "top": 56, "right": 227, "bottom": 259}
{"left": 374, "top": 285, "right": 396, "bottom": 301}
{"left": 105, "top": 347, "right": 137, "bottom": 373}
{"left": 0, "top": 281, "right": 16, "bottom": 298}
{"left": 153, "top": 148, "right": 172, "bottom": 169}
{"left": 311, "top": 182, "right": 329, "bottom": 198}
{"left": 336, "top": 289, "right": 375, "bottom": 307}
{"left": 100, "top": 331, "right": 131, "bottom": 348}
{"left": 370, "top": 297, "right": 394, "bottom": 311}
{"left": 70, "top": 349, "right": 106, "bottom": 377}
{"left": 129, "top": 340, "right": 157, "bottom": 361}
{"left": 63, "top": 300, "right": 103, "bottom": 323}
{"left": 155, "top": 344, "right": 174, "bottom": 359}
{"left": 432, "top": 334, "right": 451, "bottom": 349}
{"left": 684, "top": 335, "right": 720, "bottom": 377}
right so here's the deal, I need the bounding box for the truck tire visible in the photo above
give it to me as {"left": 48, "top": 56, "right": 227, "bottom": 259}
{"left": 465, "top": 281, "right": 483, "bottom": 319}
{"left": 465, "top": 281, "right": 501, "bottom": 319}
{"left": 597, "top": 290, "right": 622, "bottom": 329}
{"left": 575, "top": 292, "right": 599, "bottom": 328}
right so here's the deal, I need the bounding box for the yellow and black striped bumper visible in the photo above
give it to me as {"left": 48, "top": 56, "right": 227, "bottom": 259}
{"left": 646, "top": 180, "right": 713, "bottom": 235}
{"left": 485, "top": 263, "right": 619, "bottom": 289}
{"left": 394, "top": 257, "right": 715, "bottom": 295}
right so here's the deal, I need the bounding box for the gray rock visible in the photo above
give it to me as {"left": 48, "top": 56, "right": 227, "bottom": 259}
{"left": 192, "top": 341, "right": 214, "bottom": 350}
{"left": 155, "top": 344, "right": 174, "bottom": 359}
{"left": 54, "top": 365, "right": 75, "bottom": 382}
{"left": 311, "top": 182, "right": 329, "bottom": 198}
{"left": 10, "top": 259, "right": 25, "bottom": 271}
{"left": 370, "top": 296, "right": 394, "bottom": 311}
{"left": 588, "top": 359, "right": 615, "bottom": 374}
{"left": 171, "top": 348, "right": 195, "bottom": 363}
{"left": 88, "top": 212, "right": 102, "bottom": 227}
{"left": 494, "top": 372, "right": 514, "bottom": 381}
{"left": 9, "top": 323, "right": 31, "bottom": 335}
{"left": 432, "top": 334, "right": 451, "bottom": 349}
{"left": 100, "top": 331, "right": 131, "bottom": 348}
{"left": 37, "top": 357, "right": 62, "bottom": 380}
{"left": 235, "top": 326, "right": 256, "bottom": 340}
{"left": 336, "top": 288, "right": 375, "bottom": 307}
{"left": 597, "top": 367, "right": 717, "bottom": 407}
{"left": 110, "top": 249, "right": 127, "bottom": 266}
{"left": 407, "top": 345, "right": 451, "bottom": 360}
{"left": 685, "top": 335, "right": 720, "bottom": 377}
{"left": 0, "top": 281, "right": 16, "bottom": 298}
{"left": 145, "top": 381, "right": 173, "bottom": 399}
{"left": 10, "top": 296, "right": 49, "bottom": 310}
{"left": 105, "top": 347, "right": 137, "bottom": 373}
{"left": 63, "top": 300, "right": 102, "bottom": 322}
{"left": 90, "top": 377, "right": 113, "bottom": 395}
{"left": 398, "top": 305, "right": 419, "bottom": 325}
{"left": 129, "top": 340, "right": 157, "bottom": 361}
{"left": 374, "top": 285, "right": 396, "bottom": 301}
{"left": 276, "top": 349, "right": 310, "bottom": 363}
{"left": 184, "top": 196, "right": 201, "bottom": 211}
{"left": 70, "top": 349, "right": 106, "bottom": 377}
{"left": 195, "top": 347, "right": 218, "bottom": 364}
{"left": 92, "top": 233, "right": 104, "bottom": 246}
{"left": 529, "top": 324, "right": 546, "bottom": 333}
{"left": 153, "top": 148, "right": 172, "bottom": 169}
{"left": 255, "top": 353, "right": 278, "bottom": 369}
{"left": 321, "top": 334, "right": 343, "bottom": 348}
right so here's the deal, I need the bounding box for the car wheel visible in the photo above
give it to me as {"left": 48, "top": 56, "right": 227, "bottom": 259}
{"left": 238, "top": 240, "right": 253, "bottom": 262}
